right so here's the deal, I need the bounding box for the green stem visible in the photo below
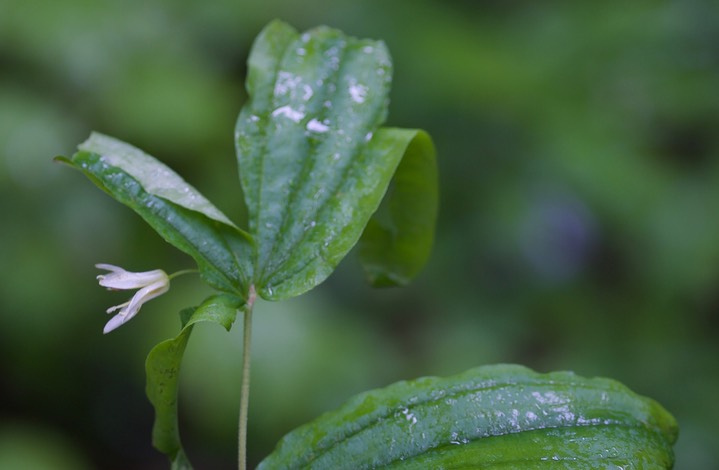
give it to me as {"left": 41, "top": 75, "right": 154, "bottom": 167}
{"left": 168, "top": 268, "right": 199, "bottom": 280}
{"left": 239, "top": 285, "right": 256, "bottom": 470}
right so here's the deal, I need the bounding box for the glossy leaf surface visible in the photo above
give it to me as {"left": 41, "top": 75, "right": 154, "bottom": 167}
{"left": 57, "top": 133, "right": 253, "bottom": 296}
{"left": 145, "top": 295, "right": 242, "bottom": 468}
{"left": 236, "top": 20, "right": 437, "bottom": 299}
{"left": 258, "top": 364, "right": 678, "bottom": 469}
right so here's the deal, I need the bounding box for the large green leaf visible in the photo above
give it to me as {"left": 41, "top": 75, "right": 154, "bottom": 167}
{"left": 57, "top": 133, "right": 253, "bottom": 296}
{"left": 145, "top": 294, "right": 243, "bottom": 469}
{"left": 235, "top": 20, "right": 437, "bottom": 299}
{"left": 257, "top": 364, "right": 678, "bottom": 469}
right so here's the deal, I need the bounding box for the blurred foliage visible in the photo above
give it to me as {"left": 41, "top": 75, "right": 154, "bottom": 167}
{"left": 1, "top": 0, "right": 717, "bottom": 468}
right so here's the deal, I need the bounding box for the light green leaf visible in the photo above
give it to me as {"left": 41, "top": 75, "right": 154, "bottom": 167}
{"left": 257, "top": 364, "right": 678, "bottom": 469}
{"left": 57, "top": 141, "right": 253, "bottom": 296}
{"left": 235, "top": 20, "right": 436, "bottom": 299}
{"left": 145, "top": 294, "right": 243, "bottom": 469}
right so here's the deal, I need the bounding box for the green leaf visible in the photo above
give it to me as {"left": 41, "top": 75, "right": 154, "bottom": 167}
{"left": 57, "top": 134, "right": 253, "bottom": 296}
{"left": 257, "top": 364, "right": 678, "bottom": 469}
{"left": 79, "top": 133, "right": 237, "bottom": 227}
{"left": 145, "top": 294, "right": 243, "bottom": 469}
{"left": 235, "top": 20, "right": 437, "bottom": 299}
{"left": 358, "top": 129, "right": 437, "bottom": 287}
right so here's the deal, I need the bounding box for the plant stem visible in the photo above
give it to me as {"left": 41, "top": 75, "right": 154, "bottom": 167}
{"left": 238, "top": 285, "right": 256, "bottom": 470}
{"left": 167, "top": 268, "right": 199, "bottom": 280}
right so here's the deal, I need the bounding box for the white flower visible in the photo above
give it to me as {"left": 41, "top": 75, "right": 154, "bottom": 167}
{"left": 96, "top": 263, "right": 170, "bottom": 334}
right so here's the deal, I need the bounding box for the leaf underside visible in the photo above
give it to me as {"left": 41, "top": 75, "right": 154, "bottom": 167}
{"left": 257, "top": 364, "right": 678, "bottom": 469}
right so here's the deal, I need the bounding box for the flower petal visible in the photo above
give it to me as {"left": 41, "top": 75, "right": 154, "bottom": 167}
{"left": 104, "top": 313, "right": 131, "bottom": 334}
{"left": 95, "top": 263, "right": 124, "bottom": 272}
{"left": 96, "top": 264, "right": 171, "bottom": 333}
{"left": 98, "top": 270, "right": 168, "bottom": 290}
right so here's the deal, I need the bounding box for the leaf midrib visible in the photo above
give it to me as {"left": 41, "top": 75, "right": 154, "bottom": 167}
{"left": 256, "top": 33, "right": 351, "bottom": 285}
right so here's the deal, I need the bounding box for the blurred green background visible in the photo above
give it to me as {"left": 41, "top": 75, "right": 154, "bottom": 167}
{"left": 1, "top": 0, "right": 718, "bottom": 468}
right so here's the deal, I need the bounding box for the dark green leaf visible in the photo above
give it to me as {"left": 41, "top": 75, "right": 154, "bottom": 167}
{"left": 145, "top": 294, "right": 243, "bottom": 469}
{"left": 257, "top": 364, "right": 678, "bottom": 469}
{"left": 235, "top": 20, "right": 436, "bottom": 299}
{"left": 57, "top": 134, "right": 253, "bottom": 296}
{"left": 358, "top": 129, "right": 437, "bottom": 287}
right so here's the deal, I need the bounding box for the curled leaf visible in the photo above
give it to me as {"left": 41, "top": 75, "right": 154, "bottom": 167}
{"left": 145, "top": 294, "right": 243, "bottom": 469}
{"left": 358, "top": 128, "right": 437, "bottom": 287}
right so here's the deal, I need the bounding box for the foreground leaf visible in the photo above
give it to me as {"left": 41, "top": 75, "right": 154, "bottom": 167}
{"left": 236, "top": 20, "right": 437, "bottom": 299}
{"left": 258, "top": 364, "right": 678, "bottom": 469}
{"left": 145, "top": 295, "right": 243, "bottom": 469}
{"left": 57, "top": 134, "right": 253, "bottom": 296}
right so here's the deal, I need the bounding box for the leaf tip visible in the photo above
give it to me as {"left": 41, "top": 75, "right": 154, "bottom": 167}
{"left": 53, "top": 155, "right": 72, "bottom": 165}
